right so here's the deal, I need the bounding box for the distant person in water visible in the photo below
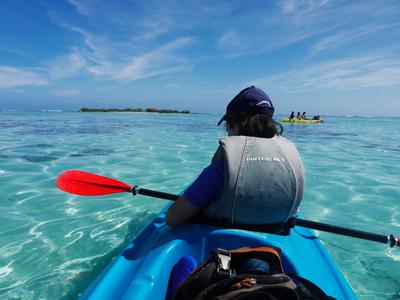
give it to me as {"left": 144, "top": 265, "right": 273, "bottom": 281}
{"left": 289, "top": 111, "right": 295, "bottom": 121}
{"left": 296, "top": 112, "right": 301, "bottom": 119}
{"left": 301, "top": 112, "right": 307, "bottom": 120}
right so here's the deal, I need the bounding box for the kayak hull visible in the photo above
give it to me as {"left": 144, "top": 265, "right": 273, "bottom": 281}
{"left": 80, "top": 209, "right": 356, "bottom": 300}
{"left": 281, "top": 118, "right": 324, "bottom": 123}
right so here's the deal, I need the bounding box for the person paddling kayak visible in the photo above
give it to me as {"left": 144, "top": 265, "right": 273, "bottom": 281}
{"left": 166, "top": 86, "right": 305, "bottom": 228}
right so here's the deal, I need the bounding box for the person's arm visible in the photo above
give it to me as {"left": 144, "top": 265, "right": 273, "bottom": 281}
{"left": 165, "top": 160, "right": 223, "bottom": 227}
{"left": 166, "top": 196, "right": 201, "bottom": 227}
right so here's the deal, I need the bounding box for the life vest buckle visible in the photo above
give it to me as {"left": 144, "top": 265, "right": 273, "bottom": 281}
{"left": 214, "top": 248, "right": 232, "bottom": 276}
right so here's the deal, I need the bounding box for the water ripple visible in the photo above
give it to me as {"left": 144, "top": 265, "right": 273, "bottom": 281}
{"left": 0, "top": 262, "right": 14, "bottom": 280}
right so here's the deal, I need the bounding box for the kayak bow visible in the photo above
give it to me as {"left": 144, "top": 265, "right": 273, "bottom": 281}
{"left": 79, "top": 207, "right": 357, "bottom": 300}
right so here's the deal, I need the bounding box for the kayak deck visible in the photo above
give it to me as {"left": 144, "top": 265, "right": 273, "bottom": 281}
{"left": 80, "top": 210, "right": 356, "bottom": 300}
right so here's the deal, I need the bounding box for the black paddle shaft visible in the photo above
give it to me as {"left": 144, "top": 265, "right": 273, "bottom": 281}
{"left": 130, "top": 186, "right": 399, "bottom": 247}
{"left": 295, "top": 219, "right": 399, "bottom": 247}
{"left": 133, "top": 187, "right": 179, "bottom": 201}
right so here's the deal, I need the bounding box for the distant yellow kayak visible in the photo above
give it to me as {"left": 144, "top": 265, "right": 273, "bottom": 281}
{"left": 280, "top": 118, "right": 324, "bottom": 123}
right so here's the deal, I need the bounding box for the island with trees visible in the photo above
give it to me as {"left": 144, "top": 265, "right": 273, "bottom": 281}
{"left": 80, "top": 108, "right": 191, "bottom": 114}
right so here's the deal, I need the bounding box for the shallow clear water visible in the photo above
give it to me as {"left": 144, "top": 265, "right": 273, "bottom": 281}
{"left": 0, "top": 111, "right": 399, "bottom": 299}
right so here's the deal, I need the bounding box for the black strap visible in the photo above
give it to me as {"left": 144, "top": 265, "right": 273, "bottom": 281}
{"left": 290, "top": 274, "right": 336, "bottom": 300}
{"left": 191, "top": 214, "right": 295, "bottom": 236}
{"left": 195, "top": 274, "right": 295, "bottom": 300}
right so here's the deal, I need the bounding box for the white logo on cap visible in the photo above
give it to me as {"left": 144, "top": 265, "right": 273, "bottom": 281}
{"left": 256, "top": 100, "right": 271, "bottom": 107}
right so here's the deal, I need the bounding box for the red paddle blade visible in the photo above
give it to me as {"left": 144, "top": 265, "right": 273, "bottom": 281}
{"left": 56, "top": 170, "right": 132, "bottom": 196}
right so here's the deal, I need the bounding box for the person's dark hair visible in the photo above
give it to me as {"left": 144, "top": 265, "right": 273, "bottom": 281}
{"left": 226, "top": 113, "right": 283, "bottom": 138}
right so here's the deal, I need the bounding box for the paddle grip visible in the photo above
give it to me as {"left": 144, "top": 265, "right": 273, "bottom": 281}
{"left": 389, "top": 235, "right": 400, "bottom": 248}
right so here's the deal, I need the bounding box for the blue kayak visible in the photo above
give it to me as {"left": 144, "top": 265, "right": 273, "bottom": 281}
{"left": 80, "top": 208, "right": 357, "bottom": 300}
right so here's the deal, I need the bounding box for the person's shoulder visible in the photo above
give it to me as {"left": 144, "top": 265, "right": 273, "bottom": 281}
{"left": 273, "top": 135, "right": 297, "bottom": 148}
{"left": 274, "top": 135, "right": 292, "bottom": 143}
{"left": 219, "top": 135, "right": 248, "bottom": 147}
{"left": 219, "top": 135, "right": 247, "bottom": 142}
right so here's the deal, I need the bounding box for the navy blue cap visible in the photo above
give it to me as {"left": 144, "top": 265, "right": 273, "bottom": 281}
{"left": 217, "top": 86, "right": 274, "bottom": 126}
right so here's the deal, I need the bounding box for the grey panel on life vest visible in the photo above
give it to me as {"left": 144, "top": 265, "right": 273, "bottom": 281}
{"left": 204, "top": 136, "right": 304, "bottom": 225}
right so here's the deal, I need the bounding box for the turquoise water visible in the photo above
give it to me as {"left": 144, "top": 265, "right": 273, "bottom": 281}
{"left": 0, "top": 111, "right": 399, "bottom": 299}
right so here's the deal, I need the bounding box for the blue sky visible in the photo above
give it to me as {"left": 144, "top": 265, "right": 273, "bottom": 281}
{"left": 0, "top": 0, "right": 399, "bottom": 116}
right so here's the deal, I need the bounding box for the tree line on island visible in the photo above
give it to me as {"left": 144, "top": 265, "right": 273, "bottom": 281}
{"left": 80, "top": 107, "right": 190, "bottom": 114}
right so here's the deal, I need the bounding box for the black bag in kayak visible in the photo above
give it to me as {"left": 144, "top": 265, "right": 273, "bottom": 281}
{"left": 173, "top": 247, "right": 335, "bottom": 300}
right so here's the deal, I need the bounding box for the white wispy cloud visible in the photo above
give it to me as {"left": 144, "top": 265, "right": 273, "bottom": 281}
{"left": 134, "top": 20, "right": 171, "bottom": 42}
{"left": 53, "top": 24, "right": 117, "bottom": 77}
{"left": 62, "top": 25, "right": 110, "bottom": 61}
{"left": 64, "top": 25, "right": 105, "bottom": 55}
{"left": 0, "top": 45, "right": 35, "bottom": 58}
{"left": 217, "top": 30, "right": 243, "bottom": 49}
{"left": 67, "top": 0, "right": 96, "bottom": 17}
{"left": 0, "top": 66, "right": 48, "bottom": 88}
{"left": 115, "top": 37, "right": 195, "bottom": 81}
{"left": 49, "top": 49, "right": 86, "bottom": 79}
{"left": 212, "top": 1, "right": 336, "bottom": 59}
{"left": 164, "top": 82, "right": 182, "bottom": 89}
{"left": 279, "top": 0, "right": 400, "bottom": 50}
{"left": 47, "top": 18, "right": 195, "bottom": 82}
{"left": 279, "top": 0, "right": 330, "bottom": 16}
{"left": 279, "top": 0, "right": 297, "bottom": 14}
{"left": 53, "top": 89, "right": 81, "bottom": 96}
{"left": 310, "top": 22, "right": 400, "bottom": 55}
{"left": 213, "top": 1, "right": 400, "bottom": 60}
{"left": 250, "top": 50, "right": 400, "bottom": 91}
